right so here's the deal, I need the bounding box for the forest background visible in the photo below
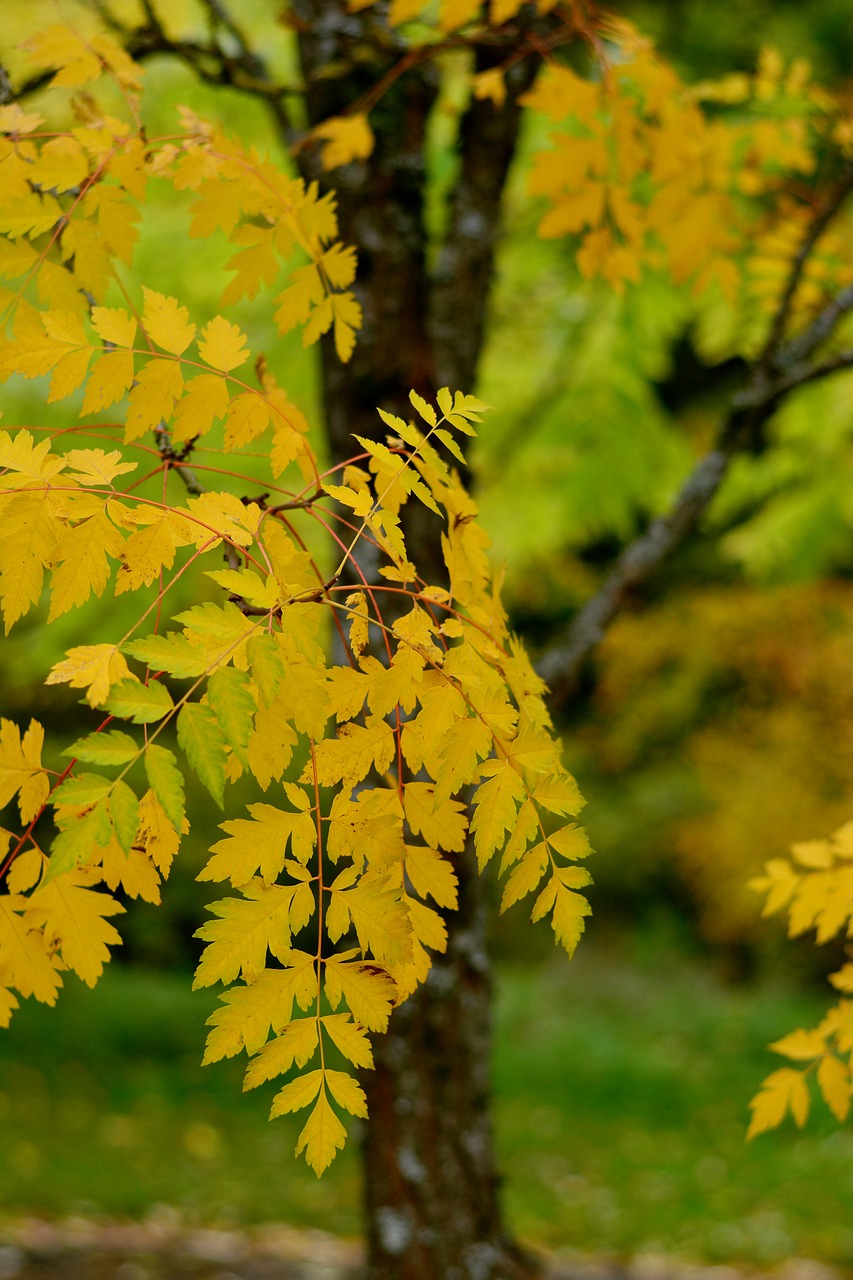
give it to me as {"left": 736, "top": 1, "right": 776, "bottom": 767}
{"left": 3, "top": 0, "right": 853, "bottom": 1272}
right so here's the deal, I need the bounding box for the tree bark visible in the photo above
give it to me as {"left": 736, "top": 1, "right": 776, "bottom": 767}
{"left": 293, "top": 5, "right": 542, "bottom": 1275}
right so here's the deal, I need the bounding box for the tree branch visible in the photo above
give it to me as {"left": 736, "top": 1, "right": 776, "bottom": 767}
{"left": 537, "top": 447, "right": 732, "bottom": 708}
{"left": 762, "top": 162, "right": 853, "bottom": 363}
{"left": 429, "top": 28, "right": 551, "bottom": 391}
{"left": 538, "top": 152, "right": 853, "bottom": 713}
{"left": 539, "top": 339, "right": 853, "bottom": 710}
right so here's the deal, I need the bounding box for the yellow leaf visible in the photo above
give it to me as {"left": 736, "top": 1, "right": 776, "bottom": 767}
{"left": 115, "top": 508, "right": 195, "bottom": 593}
{"left": 0, "top": 986, "right": 19, "bottom": 1027}
{"left": 80, "top": 351, "right": 135, "bottom": 415}
{"left": 186, "top": 491, "right": 256, "bottom": 549}
{"left": 46, "top": 643, "right": 131, "bottom": 708}
{"left": 548, "top": 823, "right": 593, "bottom": 860}
{"left": 198, "top": 316, "right": 250, "bottom": 373}
{"left": 769, "top": 1028, "right": 827, "bottom": 1061}
{"left": 222, "top": 225, "right": 280, "bottom": 306}
{"left": 363, "top": 647, "right": 425, "bottom": 717}
{"left": 142, "top": 288, "right": 196, "bottom": 356}
{"left": 817, "top": 1054, "right": 851, "bottom": 1123}
{"left": 63, "top": 449, "right": 137, "bottom": 486}
{"left": 521, "top": 65, "right": 600, "bottom": 125}
{"left": 332, "top": 292, "right": 361, "bottom": 362}
{"left": 294, "top": 1089, "right": 347, "bottom": 1175}
{"left": 124, "top": 360, "right": 184, "bottom": 441}
{"left": 345, "top": 591, "right": 369, "bottom": 659}
{"left": 330, "top": 876, "right": 413, "bottom": 965}
{"left": 99, "top": 839, "right": 161, "bottom": 904}
{"left": 0, "top": 893, "right": 62, "bottom": 1004}
{"left": 321, "top": 1013, "right": 373, "bottom": 1068}
{"left": 274, "top": 265, "right": 324, "bottom": 335}
{"left": 202, "top": 957, "right": 316, "bottom": 1062}
{"left": 244, "top": 1017, "right": 320, "bottom": 1088}
{"left": 501, "top": 841, "right": 549, "bottom": 911}
{"left": 747, "top": 1067, "right": 811, "bottom": 1139}
{"left": 324, "top": 1068, "right": 367, "bottom": 1117}
{"left": 404, "top": 895, "right": 447, "bottom": 953}
{"left": 433, "top": 715, "right": 492, "bottom": 804}
{"left": 0, "top": 428, "right": 66, "bottom": 481}
{"left": 193, "top": 879, "right": 314, "bottom": 988}
{"left": 830, "top": 964, "right": 853, "bottom": 994}
{"left": 247, "top": 702, "right": 298, "bottom": 791}
{"left": 471, "top": 762, "right": 526, "bottom": 868}
{"left": 326, "top": 788, "right": 403, "bottom": 868}
{"left": 532, "top": 773, "right": 584, "bottom": 814}
{"left": 48, "top": 509, "right": 124, "bottom": 621}
{"left": 91, "top": 307, "right": 137, "bottom": 349}
{"left": 26, "top": 872, "right": 124, "bottom": 987}
{"left": 0, "top": 105, "right": 43, "bottom": 135}
{"left": 388, "top": 0, "right": 426, "bottom": 22}
{"left": 0, "top": 718, "right": 47, "bottom": 821}
{"left": 269, "top": 1068, "right": 323, "bottom": 1116}
{"left": 171, "top": 374, "right": 230, "bottom": 443}
{"left": 200, "top": 802, "right": 317, "bottom": 886}
{"left": 403, "top": 783, "right": 468, "bottom": 853}
{"left": 6, "top": 848, "right": 43, "bottom": 894}
{"left": 224, "top": 393, "right": 270, "bottom": 449}
{"left": 472, "top": 69, "right": 506, "bottom": 108}
{"left": 312, "top": 715, "right": 395, "bottom": 790}
{"left": 0, "top": 490, "right": 65, "bottom": 632}
{"left": 439, "top": 0, "right": 481, "bottom": 31}
{"left": 24, "top": 25, "right": 102, "bottom": 89}
{"left": 313, "top": 114, "right": 375, "bottom": 171}
{"left": 135, "top": 789, "right": 183, "bottom": 875}
{"left": 175, "top": 599, "right": 255, "bottom": 671}
{"left": 531, "top": 872, "right": 592, "bottom": 956}
{"left": 404, "top": 844, "right": 459, "bottom": 910}
{"left": 323, "top": 954, "right": 396, "bottom": 1031}
{"left": 31, "top": 137, "right": 88, "bottom": 193}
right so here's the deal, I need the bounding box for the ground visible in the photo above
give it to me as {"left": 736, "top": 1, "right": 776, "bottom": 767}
{"left": 0, "top": 1220, "right": 846, "bottom": 1280}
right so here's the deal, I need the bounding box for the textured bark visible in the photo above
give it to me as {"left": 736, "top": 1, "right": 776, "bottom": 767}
{"left": 292, "top": 6, "right": 542, "bottom": 1275}
{"left": 362, "top": 855, "right": 539, "bottom": 1280}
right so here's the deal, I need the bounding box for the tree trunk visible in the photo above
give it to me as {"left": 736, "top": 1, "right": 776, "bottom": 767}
{"left": 293, "top": 7, "right": 544, "bottom": 1273}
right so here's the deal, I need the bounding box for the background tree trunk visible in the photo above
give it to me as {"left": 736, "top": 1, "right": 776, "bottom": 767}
{"left": 293, "top": 4, "right": 543, "bottom": 1273}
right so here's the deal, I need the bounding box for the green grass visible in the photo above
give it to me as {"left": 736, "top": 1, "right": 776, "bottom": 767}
{"left": 496, "top": 943, "right": 853, "bottom": 1267}
{"left": 1, "top": 941, "right": 851, "bottom": 1268}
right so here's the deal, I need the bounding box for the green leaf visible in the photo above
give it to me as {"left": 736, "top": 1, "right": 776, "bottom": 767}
{"left": 145, "top": 743, "right": 185, "bottom": 833}
{"left": 52, "top": 773, "right": 113, "bottom": 806}
{"left": 124, "top": 632, "right": 208, "bottom": 679}
{"left": 63, "top": 729, "right": 138, "bottom": 766}
{"left": 110, "top": 779, "right": 140, "bottom": 855}
{"left": 106, "top": 678, "right": 174, "bottom": 724}
{"left": 207, "top": 667, "right": 256, "bottom": 766}
{"left": 248, "top": 634, "right": 285, "bottom": 708}
{"left": 177, "top": 703, "right": 227, "bottom": 807}
{"left": 46, "top": 800, "right": 112, "bottom": 883}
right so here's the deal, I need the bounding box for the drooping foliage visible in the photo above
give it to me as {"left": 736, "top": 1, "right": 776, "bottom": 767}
{"left": 3, "top": 4, "right": 853, "bottom": 1177}
{"left": 0, "top": 24, "right": 592, "bottom": 1175}
{"left": 749, "top": 826, "right": 853, "bottom": 1136}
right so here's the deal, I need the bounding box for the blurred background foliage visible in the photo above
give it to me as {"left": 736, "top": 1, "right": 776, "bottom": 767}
{"left": 4, "top": 0, "right": 853, "bottom": 1266}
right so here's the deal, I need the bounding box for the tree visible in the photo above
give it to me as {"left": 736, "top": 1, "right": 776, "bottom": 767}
{"left": 3, "top": 6, "right": 853, "bottom": 1278}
